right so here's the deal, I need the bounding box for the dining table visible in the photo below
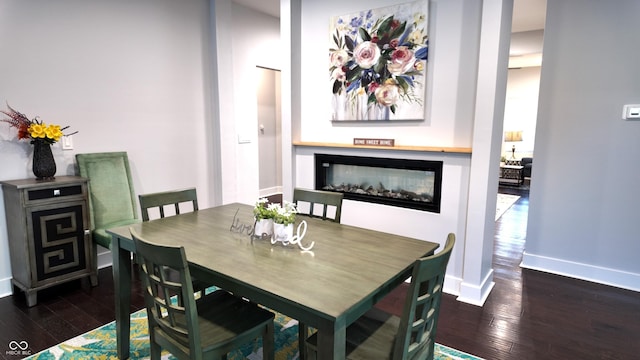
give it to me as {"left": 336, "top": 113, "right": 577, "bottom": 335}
{"left": 107, "top": 202, "right": 439, "bottom": 360}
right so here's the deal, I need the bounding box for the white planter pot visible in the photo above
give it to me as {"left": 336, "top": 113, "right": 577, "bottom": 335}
{"left": 273, "top": 223, "right": 294, "bottom": 243}
{"left": 254, "top": 218, "right": 273, "bottom": 238}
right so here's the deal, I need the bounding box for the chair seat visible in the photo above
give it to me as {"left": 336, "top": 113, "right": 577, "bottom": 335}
{"left": 153, "top": 290, "right": 274, "bottom": 356}
{"left": 93, "top": 219, "right": 141, "bottom": 249}
{"left": 306, "top": 307, "right": 400, "bottom": 359}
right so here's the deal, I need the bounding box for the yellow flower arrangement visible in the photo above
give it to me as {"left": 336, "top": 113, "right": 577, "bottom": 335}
{"left": 29, "top": 123, "right": 64, "bottom": 142}
{"left": 1, "top": 103, "right": 76, "bottom": 145}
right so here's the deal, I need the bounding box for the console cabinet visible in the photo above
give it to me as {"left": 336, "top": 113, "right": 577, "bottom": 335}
{"left": 1, "top": 176, "right": 97, "bottom": 307}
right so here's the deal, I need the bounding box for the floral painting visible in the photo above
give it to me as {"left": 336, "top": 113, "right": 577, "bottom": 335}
{"left": 329, "top": 1, "right": 429, "bottom": 121}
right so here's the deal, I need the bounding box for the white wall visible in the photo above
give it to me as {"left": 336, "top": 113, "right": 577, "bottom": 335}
{"left": 0, "top": 0, "right": 213, "bottom": 296}
{"left": 523, "top": 0, "right": 640, "bottom": 291}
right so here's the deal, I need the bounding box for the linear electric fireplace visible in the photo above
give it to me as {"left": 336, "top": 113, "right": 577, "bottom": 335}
{"left": 315, "top": 154, "right": 443, "bottom": 213}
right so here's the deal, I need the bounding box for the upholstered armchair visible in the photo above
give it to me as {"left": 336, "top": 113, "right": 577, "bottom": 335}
{"left": 521, "top": 157, "right": 533, "bottom": 178}
{"left": 76, "top": 152, "right": 140, "bottom": 279}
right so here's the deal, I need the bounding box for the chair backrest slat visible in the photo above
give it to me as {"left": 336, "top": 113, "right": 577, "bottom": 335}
{"left": 293, "top": 188, "right": 344, "bottom": 223}
{"left": 139, "top": 188, "right": 198, "bottom": 222}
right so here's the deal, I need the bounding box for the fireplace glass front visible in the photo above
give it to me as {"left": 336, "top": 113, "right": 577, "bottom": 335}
{"left": 315, "top": 154, "right": 442, "bottom": 213}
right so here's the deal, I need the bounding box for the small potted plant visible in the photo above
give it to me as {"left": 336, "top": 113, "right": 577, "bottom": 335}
{"left": 271, "top": 201, "right": 297, "bottom": 243}
{"left": 253, "top": 198, "right": 274, "bottom": 238}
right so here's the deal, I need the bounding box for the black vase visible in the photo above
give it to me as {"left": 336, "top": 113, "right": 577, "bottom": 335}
{"left": 32, "top": 140, "right": 56, "bottom": 180}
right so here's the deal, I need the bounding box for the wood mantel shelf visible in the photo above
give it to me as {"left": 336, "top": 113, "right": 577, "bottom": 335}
{"left": 293, "top": 141, "right": 472, "bottom": 154}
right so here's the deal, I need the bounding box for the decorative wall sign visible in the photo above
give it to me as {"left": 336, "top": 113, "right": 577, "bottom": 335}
{"left": 329, "top": 0, "right": 429, "bottom": 121}
{"left": 353, "top": 138, "right": 395, "bottom": 146}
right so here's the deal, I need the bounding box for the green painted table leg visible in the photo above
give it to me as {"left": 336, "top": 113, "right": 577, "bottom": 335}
{"left": 112, "top": 236, "right": 132, "bottom": 359}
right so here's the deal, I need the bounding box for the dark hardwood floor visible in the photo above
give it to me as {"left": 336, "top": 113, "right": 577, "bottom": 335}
{"left": 0, "top": 265, "right": 146, "bottom": 360}
{"left": 1, "top": 186, "right": 639, "bottom": 359}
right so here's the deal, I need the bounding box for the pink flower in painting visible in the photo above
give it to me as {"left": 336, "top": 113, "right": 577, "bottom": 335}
{"left": 353, "top": 41, "right": 380, "bottom": 69}
{"left": 387, "top": 46, "right": 416, "bottom": 76}
{"left": 368, "top": 82, "right": 380, "bottom": 93}
{"left": 374, "top": 82, "right": 400, "bottom": 106}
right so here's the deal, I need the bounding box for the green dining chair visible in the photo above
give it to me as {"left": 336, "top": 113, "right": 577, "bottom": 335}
{"left": 139, "top": 188, "right": 199, "bottom": 222}
{"left": 131, "top": 228, "right": 275, "bottom": 360}
{"left": 139, "top": 187, "right": 213, "bottom": 298}
{"left": 305, "top": 233, "right": 456, "bottom": 360}
{"left": 293, "top": 188, "right": 344, "bottom": 359}
{"left": 293, "top": 188, "right": 343, "bottom": 223}
{"left": 76, "top": 152, "right": 140, "bottom": 281}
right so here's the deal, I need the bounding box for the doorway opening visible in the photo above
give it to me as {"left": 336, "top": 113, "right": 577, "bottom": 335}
{"left": 256, "top": 66, "right": 282, "bottom": 200}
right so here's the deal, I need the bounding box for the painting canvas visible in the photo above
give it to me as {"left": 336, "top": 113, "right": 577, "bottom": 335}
{"left": 329, "top": 1, "right": 429, "bottom": 121}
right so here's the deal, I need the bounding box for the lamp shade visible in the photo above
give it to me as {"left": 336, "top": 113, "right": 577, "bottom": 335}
{"left": 504, "top": 131, "right": 523, "bottom": 142}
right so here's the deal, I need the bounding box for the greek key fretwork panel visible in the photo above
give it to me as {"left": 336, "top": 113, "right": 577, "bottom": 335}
{"left": 31, "top": 205, "right": 87, "bottom": 281}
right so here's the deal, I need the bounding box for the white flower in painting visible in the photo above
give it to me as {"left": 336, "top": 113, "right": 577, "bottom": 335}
{"left": 408, "top": 28, "right": 426, "bottom": 45}
{"left": 330, "top": 49, "right": 349, "bottom": 67}
{"left": 375, "top": 82, "right": 401, "bottom": 106}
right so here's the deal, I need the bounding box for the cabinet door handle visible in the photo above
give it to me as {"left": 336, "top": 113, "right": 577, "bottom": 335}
{"left": 53, "top": 189, "right": 61, "bottom": 196}
{"left": 84, "top": 230, "right": 91, "bottom": 235}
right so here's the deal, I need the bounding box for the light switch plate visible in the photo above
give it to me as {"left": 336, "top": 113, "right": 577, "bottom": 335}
{"left": 62, "top": 135, "right": 74, "bottom": 150}
{"left": 622, "top": 104, "right": 640, "bottom": 120}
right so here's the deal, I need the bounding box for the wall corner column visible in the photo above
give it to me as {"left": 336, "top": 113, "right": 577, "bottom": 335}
{"left": 459, "top": 0, "right": 513, "bottom": 306}
{"left": 280, "top": 0, "right": 301, "bottom": 202}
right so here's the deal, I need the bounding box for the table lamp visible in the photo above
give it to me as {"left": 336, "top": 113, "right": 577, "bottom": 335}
{"left": 504, "top": 131, "right": 523, "bottom": 159}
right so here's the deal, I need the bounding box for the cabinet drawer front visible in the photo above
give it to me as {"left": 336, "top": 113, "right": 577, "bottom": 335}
{"left": 27, "top": 185, "right": 83, "bottom": 202}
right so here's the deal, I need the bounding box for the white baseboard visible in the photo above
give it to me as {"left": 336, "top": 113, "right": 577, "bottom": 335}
{"left": 443, "top": 274, "right": 462, "bottom": 297}
{"left": 521, "top": 251, "right": 640, "bottom": 292}
{"left": 97, "top": 248, "right": 113, "bottom": 269}
{"left": 456, "top": 269, "right": 495, "bottom": 306}
{"left": 0, "top": 276, "right": 13, "bottom": 299}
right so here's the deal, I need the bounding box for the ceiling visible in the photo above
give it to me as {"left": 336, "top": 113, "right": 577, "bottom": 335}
{"left": 233, "top": 0, "right": 279, "bottom": 18}
{"left": 512, "top": 0, "right": 546, "bottom": 33}
{"left": 232, "top": 0, "right": 546, "bottom": 64}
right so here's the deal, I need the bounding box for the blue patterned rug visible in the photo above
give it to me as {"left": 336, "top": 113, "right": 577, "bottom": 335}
{"left": 25, "top": 308, "right": 482, "bottom": 360}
